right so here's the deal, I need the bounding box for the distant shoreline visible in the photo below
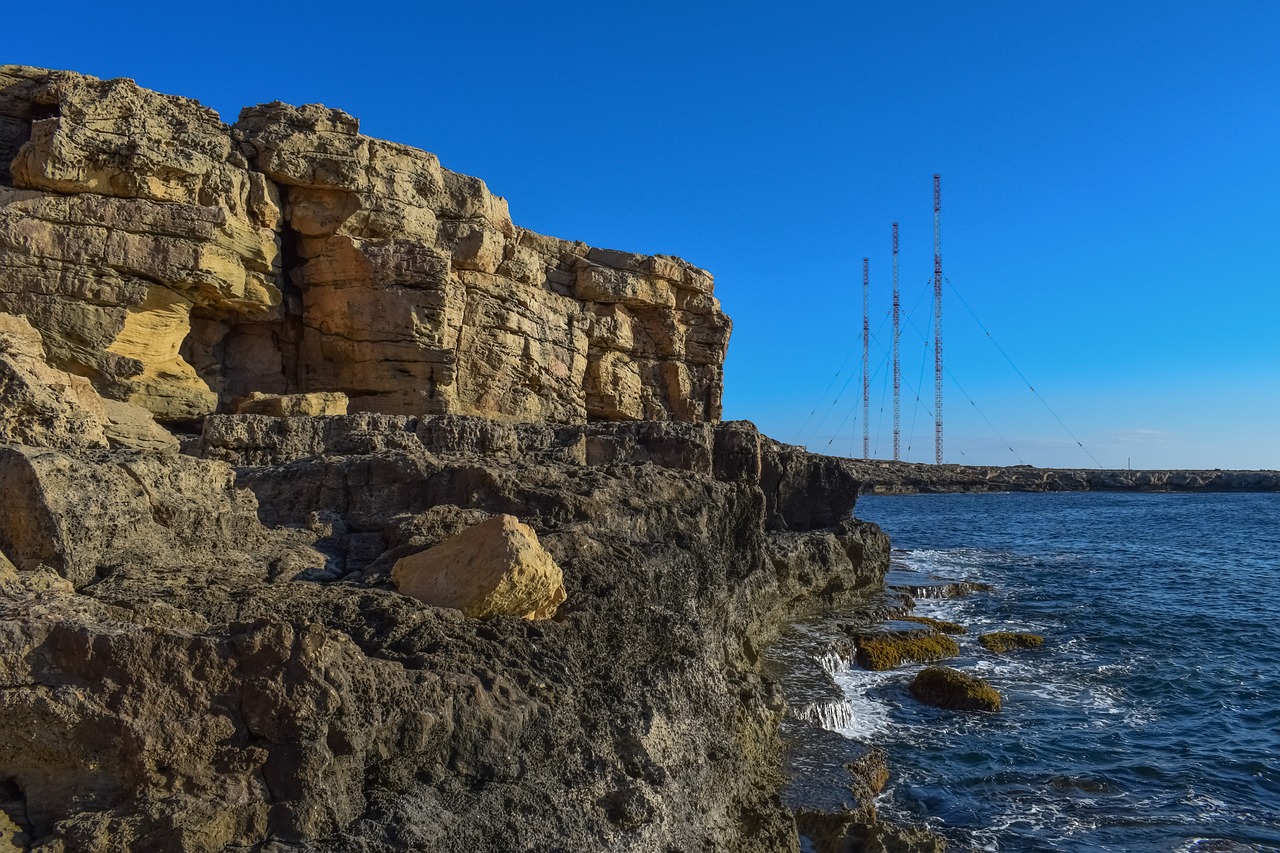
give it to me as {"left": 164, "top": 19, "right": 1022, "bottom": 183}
{"left": 837, "top": 459, "right": 1280, "bottom": 494}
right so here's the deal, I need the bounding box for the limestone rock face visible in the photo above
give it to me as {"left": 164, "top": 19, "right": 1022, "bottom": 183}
{"left": 0, "top": 311, "right": 178, "bottom": 451}
{"left": 0, "top": 66, "right": 283, "bottom": 420}
{"left": 392, "top": 514, "right": 566, "bottom": 620}
{"left": 0, "top": 312, "right": 107, "bottom": 449}
{"left": 0, "top": 66, "right": 728, "bottom": 425}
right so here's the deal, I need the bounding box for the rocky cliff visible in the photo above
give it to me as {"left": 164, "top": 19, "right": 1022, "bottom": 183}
{"left": 0, "top": 66, "right": 728, "bottom": 425}
{"left": 0, "top": 68, "right": 898, "bottom": 852}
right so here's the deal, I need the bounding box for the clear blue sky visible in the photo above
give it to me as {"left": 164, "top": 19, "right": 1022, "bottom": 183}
{"left": 13, "top": 1, "right": 1279, "bottom": 469}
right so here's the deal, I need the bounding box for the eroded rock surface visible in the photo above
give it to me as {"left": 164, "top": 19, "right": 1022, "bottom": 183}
{"left": 0, "top": 408, "right": 889, "bottom": 852}
{"left": 0, "top": 66, "right": 729, "bottom": 425}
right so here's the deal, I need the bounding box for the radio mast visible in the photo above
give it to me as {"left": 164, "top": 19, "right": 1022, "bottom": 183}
{"left": 932, "top": 175, "right": 944, "bottom": 465}
{"left": 892, "top": 222, "right": 901, "bottom": 461}
{"left": 862, "top": 257, "right": 870, "bottom": 459}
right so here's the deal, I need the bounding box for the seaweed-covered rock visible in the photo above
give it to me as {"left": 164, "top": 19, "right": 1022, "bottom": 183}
{"left": 852, "top": 626, "right": 959, "bottom": 671}
{"left": 979, "top": 631, "right": 1045, "bottom": 653}
{"left": 909, "top": 665, "right": 1001, "bottom": 712}
{"left": 899, "top": 615, "right": 967, "bottom": 635}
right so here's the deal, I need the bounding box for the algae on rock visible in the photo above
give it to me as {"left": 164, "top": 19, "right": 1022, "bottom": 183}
{"left": 910, "top": 665, "right": 1002, "bottom": 712}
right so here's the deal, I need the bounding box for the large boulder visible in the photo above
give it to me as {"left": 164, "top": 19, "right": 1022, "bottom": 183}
{"left": 391, "top": 514, "right": 566, "bottom": 620}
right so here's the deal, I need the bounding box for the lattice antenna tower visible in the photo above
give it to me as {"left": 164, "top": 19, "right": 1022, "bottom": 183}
{"left": 862, "top": 257, "right": 870, "bottom": 459}
{"left": 892, "top": 222, "right": 901, "bottom": 461}
{"left": 932, "top": 175, "right": 944, "bottom": 465}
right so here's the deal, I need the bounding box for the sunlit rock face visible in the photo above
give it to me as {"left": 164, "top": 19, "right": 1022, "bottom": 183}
{"left": 0, "top": 66, "right": 730, "bottom": 424}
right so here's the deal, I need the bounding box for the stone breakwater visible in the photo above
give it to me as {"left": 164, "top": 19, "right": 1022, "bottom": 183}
{"left": 843, "top": 459, "right": 1280, "bottom": 494}
{"left": 0, "top": 67, "right": 909, "bottom": 852}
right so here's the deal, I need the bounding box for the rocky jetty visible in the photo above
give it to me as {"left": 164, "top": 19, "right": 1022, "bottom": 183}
{"left": 0, "top": 68, "right": 901, "bottom": 852}
{"left": 846, "top": 459, "right": 1280, "bottom": 493}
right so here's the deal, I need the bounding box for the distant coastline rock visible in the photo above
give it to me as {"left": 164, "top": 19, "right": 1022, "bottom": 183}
{"left": 847, "top": 459, "right": 1280, "bottom": 493}
{"left": 979, "top": 631, "right": 1045, "bottom": 653}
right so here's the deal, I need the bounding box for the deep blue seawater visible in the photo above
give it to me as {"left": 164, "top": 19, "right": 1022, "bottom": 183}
{"left": 842, "top": 492, "right": 1280, "bottom": 853}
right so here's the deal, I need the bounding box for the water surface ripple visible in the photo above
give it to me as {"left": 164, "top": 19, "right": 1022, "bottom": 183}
{"left": 846, "top": 492, "right": 1280, "bottom": 852}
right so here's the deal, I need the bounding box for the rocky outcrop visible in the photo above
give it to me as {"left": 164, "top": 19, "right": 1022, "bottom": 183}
{"left": 0, "top": 410, "right": 888, "bottom": 852}
{"left": 0, "top": 66, "right": 905, "bottom": 853}
{"left": 846, "top": 458, "right": 1280, "bottom": 493}
{"left": 0, "top": 66, "right": 729, "bottom": 425}
{"left": 235, "top": 391, "right": 348, "bottom": 416}
{"left": 909, "top": 665, "right": 1002, "bottom": 712}
{"left": 0, "top": 66, "right": 282, "bottom": 420}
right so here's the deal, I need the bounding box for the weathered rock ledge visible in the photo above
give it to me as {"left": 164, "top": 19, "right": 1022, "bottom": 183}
{"left": 844, "top": 459, "right": 1280, "bottom": 494}
{"left": 1, "top": 413, "right": 890, "bottom": 852}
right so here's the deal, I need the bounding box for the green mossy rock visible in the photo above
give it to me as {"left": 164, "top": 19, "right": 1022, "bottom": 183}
{"left": 854, "top": 631, "right": 960, "bottom": 671}
{"left": 899, "top": 615, "right": 967, "bottom": 635}
{"left": 979, "top": 631, "right": 1045, "bottom": 653}
{"left": 909, "top": 665, "right": 1002, "bottom": 712}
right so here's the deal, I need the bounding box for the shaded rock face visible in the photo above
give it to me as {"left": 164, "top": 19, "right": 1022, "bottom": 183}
{"left": 0, "top": 66, "right": 729, "bottom": 425}
{"left": 0, "top": 413, "right": 888, "bottom": 852}
{"left": 0, "top": 311, "right": 178, "bottom": 451}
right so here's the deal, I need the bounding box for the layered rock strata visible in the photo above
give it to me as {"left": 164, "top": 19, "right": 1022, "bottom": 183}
{"left": 0, "top": 66, "right": 729, "bottom": 425}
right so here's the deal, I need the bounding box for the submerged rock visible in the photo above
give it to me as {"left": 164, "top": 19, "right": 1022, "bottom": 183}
{"left": 899, "top": 614, "right": 967, "bottom": 635}
{"left": 979, "top": 631, "right": 1045, "bottom": 653}
{"left": 910, "top": 665, "right": 1002, "bottom": 712}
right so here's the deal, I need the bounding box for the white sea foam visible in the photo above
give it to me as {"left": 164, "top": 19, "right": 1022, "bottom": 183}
{"left": 791, "top": 697, "right": 857, "bottom": 731}
{"left": 828, "top": 665, "right": 900, "bottom": 741}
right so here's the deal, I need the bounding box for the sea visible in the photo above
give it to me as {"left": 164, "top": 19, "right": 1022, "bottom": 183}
{"left": 833, "top": 491, "right": 1280, "bottom": 853}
